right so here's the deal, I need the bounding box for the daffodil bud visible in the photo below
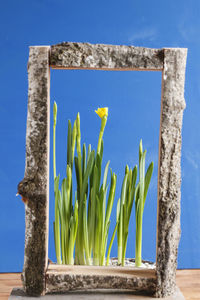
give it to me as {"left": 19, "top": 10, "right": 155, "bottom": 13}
{"left": 76, "top": 112, "right": 81, "bottom": 158}
{"left": 53, "top": 101, "right": 57, "bottom": 126}
{"left": 71, "top": 120, "right": 77, "bottom": 161}
{"left": 139, "top": 139, "right": 143, "bottom": 163}
{"left": 125, "top": 165, "right": 129, "bottom": 175}
{"left": 95, "top": 107, "right": 108, "bottom": 119}
{"left": 95, "top": 107, "right": 108, "bottom": 155}
{"left": 66, "top": 164, "right": 72, "bottom": 190}
{"left": 76, "top": 112, "right": 81, "bottom": 138}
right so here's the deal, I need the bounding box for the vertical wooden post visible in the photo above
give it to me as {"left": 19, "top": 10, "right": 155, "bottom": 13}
{"left": 156, "top": 48, "right": 187, "bottom": 297}
{"left": 17, "top": 46, "right": 50, "bottom": 296}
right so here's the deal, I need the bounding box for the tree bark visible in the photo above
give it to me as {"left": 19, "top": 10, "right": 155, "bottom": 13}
{"left": 17, "top": 46, "right": 50, "bottom": 296}
{"left": 156, "top": 48, "right": 187, "bottom": 297}
{"left": 46, "top": 263, "right": 156, "bottom": 294}
{"left": 50, "top": 42, "right": 164, "bottom": 71}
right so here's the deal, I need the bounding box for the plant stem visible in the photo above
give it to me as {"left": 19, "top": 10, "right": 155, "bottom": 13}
{"left": 135, "top": 140, "right": 153, "bottom": 267}
{"left": 53, "top": 102, "right": 57, "bottom": 180}
{"left": 97, "top": 116, "right": 107, "bottom": 154}
{"left": 135, "top": 210, "right": 143, "bottom": 267}
{"left": 53, "top": 102, "right": 61, "bottom": 264}
{"left": 118, "top": 174, "right": 128, "bottom": 265}
{"left": 106, "top": 222, "right": 118, "bottom": 266}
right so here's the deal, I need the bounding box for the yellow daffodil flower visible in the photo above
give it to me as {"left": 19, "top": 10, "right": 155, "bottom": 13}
{"left": 95, "top": 107, "right": 108, "bottom": 119}
{"left": 95, "top": 107, "right": 108, "bottom": 154}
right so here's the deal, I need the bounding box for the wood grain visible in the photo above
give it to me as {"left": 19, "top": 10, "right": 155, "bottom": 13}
{"left": 1, "top": 270, "right": 200, "bottom": 299}
{"left": 47, "top": 264, "right": 156, "bottom": 278}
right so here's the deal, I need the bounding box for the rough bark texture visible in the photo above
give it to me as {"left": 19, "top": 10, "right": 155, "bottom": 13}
{"left": 156, "top": 48, "right": 187, "bottom": 298}
{"left": 45, "top": 264, "right": 156, "bottom": 294}
{"left": 50, "top": 42, "right": 164, "bottom": 70}
{"left": 17, "top": 46, "right": 50, "bottom": 296}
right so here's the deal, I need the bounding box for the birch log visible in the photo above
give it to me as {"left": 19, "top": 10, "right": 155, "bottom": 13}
{"left": 17, "top": 46, "right": 50, "bottom": 296}
{"left": 50, "top": 42, "right": 164, "bottom": 70}
{"left": 156, "top": 48, "right": 187, "bottom": 297}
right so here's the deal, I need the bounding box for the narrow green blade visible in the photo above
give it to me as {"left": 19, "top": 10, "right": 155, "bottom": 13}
{"left": 143, "top": 162, "right": 154, "bottom": 207}
{"left": 82, "top": 143, "right": 86, "bottom": 178}
{"left": 103, "top": 160, "right": 110, "bottom": 190}
{"left": 67, "top": 120, "right": 72, "bottom": 167}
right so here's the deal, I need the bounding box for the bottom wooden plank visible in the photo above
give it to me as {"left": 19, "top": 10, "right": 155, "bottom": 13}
{"left": 46, "top": 264, "right": 156, "bottom": 294}
{"left": 2, "top": 270, "right": 200, "bottom": 300}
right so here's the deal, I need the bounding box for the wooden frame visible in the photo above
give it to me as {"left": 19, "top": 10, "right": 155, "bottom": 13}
{"left": 18, "top": 43, "right": 187, "bottom": 298}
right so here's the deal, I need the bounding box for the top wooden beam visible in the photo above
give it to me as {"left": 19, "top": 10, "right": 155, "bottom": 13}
{"left": 50, "top": 42, "right": 164, "bottom": 71}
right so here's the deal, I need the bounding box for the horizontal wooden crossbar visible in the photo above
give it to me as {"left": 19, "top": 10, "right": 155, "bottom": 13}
{"left": 50, "top": 42, "right": 164, "bottom": 70}
{"left": 45, "top": 263, "right": 156, "bottom": 294}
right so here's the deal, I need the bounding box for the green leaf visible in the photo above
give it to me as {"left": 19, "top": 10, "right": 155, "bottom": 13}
{"left": 134, "top": 183, "right": 140, "bottom": 215}
{"left": 61, "top": 178, "right": 68, "bottom": 222}
{"left": 105, "top": 172, "right": 116, "bottom": 230}
{"left": 132, "top": 165, "right": 138, "bottom": 188}
{"left": 125, "top": 165, "right": 129, "bottom": 175}
{"left": 100, "top": 139, "right": 104, "bottom": 162}
{"left": 66, "top": 165, "right": 72, "bottom": 211}
{"left": 95, "top": 153, "right": 102, "bottom": 191}
{"left": 121, "top": 174, "right": 128, "bottom": 207}
{"left": 73, "top": 199, "right": 79, "bottom": 244}
{"left": 117, "top": 198, "right": 120, "bottom": 242}
{"left": 143, "top": 162, "right": 154, "bottom": 207}
{"left": 74, "top": 156, "right": 80, "bottom": 201}
{"left": 83, "top": 194, "right": 90, "bottom": 264}
{"left": 82, "top": 143, "right": 86, "bottom": 178}
{"left": 116, "top": 198, "right": 120, "bottom": 223}
{"left": 54, "top": 174, "right": 60, "bottom": 193}
{"left": 118, "top": 174, "right": 128, "bottom": 264}
{"left": 139, "top": 150, "right": 146, "bottom": 208}
{"left": 87, "top": 144, "right": 91, "bottom": 165}
{"left": 71, "top": 120, "right": 77, "bottom": 165}
{"left": 122, "top": 203, "right": 127, "bottom": 242}
{"left": 103, "top": 161, "right": 110, "bottom": 190}
{"left": 127, "top": 166, "right": 137, "bottom": 222}
{"left": 122, "top": 231, "right": 128, "bottom": 266}
{"left": 89, "top": 165, "right": 98, "bottom": 254}
{"left": 139, "top": 139, "right": 143, "bottom": 164}
{"left": 81, "top": 150, "right": 95, "bottom": 201}
{"left": 126, "top": 169, "right": 132, "bottom": 208}
{"left": 106, "top": 221, "right": 118, "bottom": 266}
{"left": 67, "top": 120, "right": 72, "bottom": 167}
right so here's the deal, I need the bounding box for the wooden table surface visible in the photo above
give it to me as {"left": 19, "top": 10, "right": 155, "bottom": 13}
{"left": 0, "top": 270, "right": 199, "bottom": 300}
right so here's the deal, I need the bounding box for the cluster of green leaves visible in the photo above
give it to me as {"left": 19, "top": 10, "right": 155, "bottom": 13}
{"left": 107, "top": 140, "right": 153, "bottom": 267}
{"left": 53, "top": 103, "right": 78, "bottom": 265}
{"left": 53, "top": 102, "right": 116, "bottom": 266}
{"left": 53, "top": 102, "right": 153, "bottom": 267}
{"left": 116, "top": 165, "right": 137, "bottom": 266}
{"left": 134, "top": 140, "right": 154, "bottom": 267}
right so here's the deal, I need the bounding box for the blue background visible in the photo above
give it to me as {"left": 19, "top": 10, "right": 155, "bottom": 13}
{"left": 0, "top": 0, "right": 199, "bottom": 272}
